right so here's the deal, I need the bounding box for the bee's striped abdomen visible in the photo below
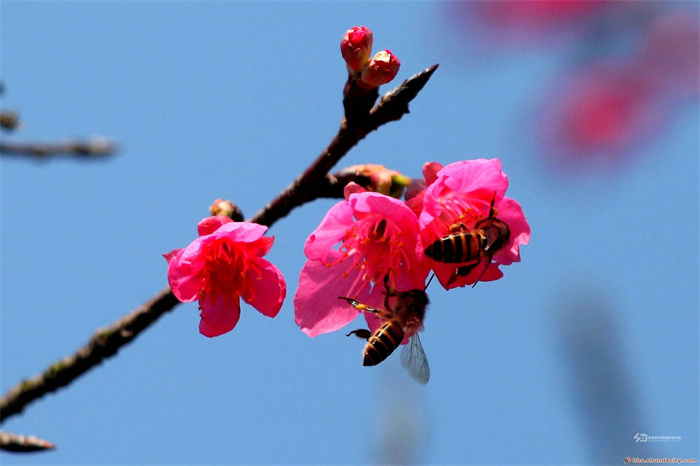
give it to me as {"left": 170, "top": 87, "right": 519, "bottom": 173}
{"left": 363, "top": 321, "right": 404, "bottom": 366}
{"left": 425, "top": 232, "right": 483, "bottom": 263}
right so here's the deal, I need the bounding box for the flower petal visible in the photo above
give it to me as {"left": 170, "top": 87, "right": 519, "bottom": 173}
{"left": 197, "top": 215, "right": 234, "bottom": 237}
{"left": 349, "top": 191, "right": 416, "bottom": 225}
{"left": 166, "top": 241, "right": 207, "bottom": 302}
{"left": 437, "top": 159, "right": 509, "bottom": 197}
{"left": 242, "top": 259, "right": 286, "bottom": 318}
{"left": 432, "top": 261, "right": 503, "bottom": 289}
{"left": 492, "top": 197, "right": 531, "bottom": 265}
{"left": 163, "top": 248, "right": 182, "bottom": 264}
{"left": 304, "top": 201, "right": 355, "bottom": 263}
{"left": 211, "top": 221, "right": 268, "bottom": 243}
{"left": 294, "top": 258, "right": 372, "bottom": 337}
{"left": 199, "top": 293, "right": 241, "bottom": 338}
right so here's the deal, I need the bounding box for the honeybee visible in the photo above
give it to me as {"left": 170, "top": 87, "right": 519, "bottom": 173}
{"left": 424, "top": 193, "right": 510, "bottom": 285}
{"left": 340, "top": 275, "right": 430, "bottom": 384}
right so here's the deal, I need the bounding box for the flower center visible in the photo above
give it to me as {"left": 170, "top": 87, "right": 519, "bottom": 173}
{"left": 200, "top": 238, "right": 248, "bottom": 302}
{"left": 327, "top": 215, "right": 413, "bottom": 296}
{"left": 434, "top": 193, "right": 482, "bottom": 235}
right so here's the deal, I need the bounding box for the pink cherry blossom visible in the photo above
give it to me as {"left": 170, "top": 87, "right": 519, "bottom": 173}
{"left": 418, "top": 159, "right": 530, "bottom": 289}
{"left": 538, "top": 59, "right": 664, "bottom": 172}
{"left": 294, "top": 191, "right": 430, "bottom": 337}
{"left": 164, "top": 217, "right": 286, "bottom": 338}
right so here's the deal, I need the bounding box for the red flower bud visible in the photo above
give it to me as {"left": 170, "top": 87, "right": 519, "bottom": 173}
{"left": 359, "top": 50, "right": 401, "bottom": 88}
{"left": 209, "top": 198, "right": 243, "bottom": 221}
{"left": 341, "top": 26, "right": 374, "bottom": 74}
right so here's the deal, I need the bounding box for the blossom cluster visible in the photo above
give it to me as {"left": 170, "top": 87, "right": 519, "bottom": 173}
{"left": 164, "top": 159, "right": 529, "bottom": 340}
{"left": 294, "top": 158, "right": 530, "bottom": 338}
{"left": 163, "top": 27, "right": 529, "bottom": 341}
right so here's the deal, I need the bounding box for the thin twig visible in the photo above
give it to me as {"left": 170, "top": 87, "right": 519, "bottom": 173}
{"left": 249, "top": 64, "right": 439, "bottom": 226}
{"left": 0, "top": 138, "right": 117, "bottom": 159}
{"left": 0, "top": 64, "right": 439, "bottom": 428}
{"left": 0, "top": 288, "right": 179, "bottom": 423}
{"left": 0, "top": 431, "right": 55, "bottom": 452}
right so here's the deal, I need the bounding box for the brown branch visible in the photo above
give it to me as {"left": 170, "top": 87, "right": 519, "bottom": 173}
{"left": 249, "top": 64, "right": 439, "bottom": 226}
{"left": 0, "top": 287, "right": 179, "bottom": 423}
{"left": 0, "top": 64, "right": 438, "bottom": 428}
{"left": 0, "top": 431, "right": 55, "bottom": 452}
{"left": 0, "top": 138, "right": 117, "bottom": 159}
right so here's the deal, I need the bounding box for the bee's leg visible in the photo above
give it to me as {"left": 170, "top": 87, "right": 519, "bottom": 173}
{"left": 346, "top": 329, "right": 372, "bottom": 340}
{"left": 448, "top": 222, "right": 468, "bottom": 233}
{"left": 338, "top": 296, "right": 379, "bottom": 313}
{"left": 455, "top": 260, "right": 480, "bottom": 277}
{"left": 446, "top": 259, "right": 481, "bottom": 287}
{"left": 380, "top": 273, "right": 400, "bottom": 311}
{"left": 471, "top": 257, "right": 493, "bottom": 288}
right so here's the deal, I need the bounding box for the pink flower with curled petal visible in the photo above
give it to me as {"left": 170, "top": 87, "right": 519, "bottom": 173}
{"left": 418, "top": 159, "right": 530, "bottom": 289}
{"left": 164, "top": 216, "right": 286, "bottom": 337}
{"left": 294, "top": 191, "right": 430, "bottom": 337}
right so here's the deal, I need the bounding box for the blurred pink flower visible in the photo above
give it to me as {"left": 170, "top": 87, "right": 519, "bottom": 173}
{"left": 294, "top": 191, "right": 430, "bottom": 337}
{"left": 418, "top": 159, "right": 530, "bottom": 289}
{"left": 638, "top": 11, "right": 699, "bottom": 99}
{"left": 446, "top": 0, "right": 617, "bottom": 51}
{"left": 540, "top": 60, "right": 662, "bottom": 169}
{"left": 164, "top": 217, "right": 286, "bottom": 338}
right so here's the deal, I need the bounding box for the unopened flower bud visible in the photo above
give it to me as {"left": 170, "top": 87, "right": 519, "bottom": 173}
{"left": 341, "top": 26, "right": 374, "bottom": 74}
{"left": 336, "top": 164, "right": 409, "bottom": 199}
{"left": 359, "top": 50, "right": 401, "bottom": 88}
{"left": 209, "top": 198, "right": 243, "bottom": 222}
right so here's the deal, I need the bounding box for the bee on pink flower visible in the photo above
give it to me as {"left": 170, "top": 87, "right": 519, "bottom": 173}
{"left": 294, "top": 191, "right": 431, "bottom": 338}
{"left": 164, "top": 216, "right": 286, "bottom": 338}
{"left": 417, "top": 159, "right": 530, "bottom": 289}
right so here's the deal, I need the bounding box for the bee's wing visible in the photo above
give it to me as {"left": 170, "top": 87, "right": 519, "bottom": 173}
{"left": 400, "top": 334, "right": 430, "bottom": 384}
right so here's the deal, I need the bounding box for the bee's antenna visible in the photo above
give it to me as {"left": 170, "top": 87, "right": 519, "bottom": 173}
{"left": 425, "top": 273, "right": 436, "bottom": 290}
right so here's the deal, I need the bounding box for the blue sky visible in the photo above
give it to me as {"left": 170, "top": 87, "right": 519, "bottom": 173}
{"left": 1, "top": 2, "right": 697, "bottom": 464}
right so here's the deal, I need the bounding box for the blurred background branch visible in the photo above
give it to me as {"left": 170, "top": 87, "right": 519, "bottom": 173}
{"left": 0, "top": 431, "right": 55, "bottom": 453}
{"left": 0, "top": 82, "right": 117, "bottom": 159}
{"left": 0, "top": 138, "right": 117, "bottom": 159}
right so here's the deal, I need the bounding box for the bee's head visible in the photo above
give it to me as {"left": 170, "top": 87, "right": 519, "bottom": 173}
{"left": 398, "top": 289, "right": 429, "bottom": 319}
